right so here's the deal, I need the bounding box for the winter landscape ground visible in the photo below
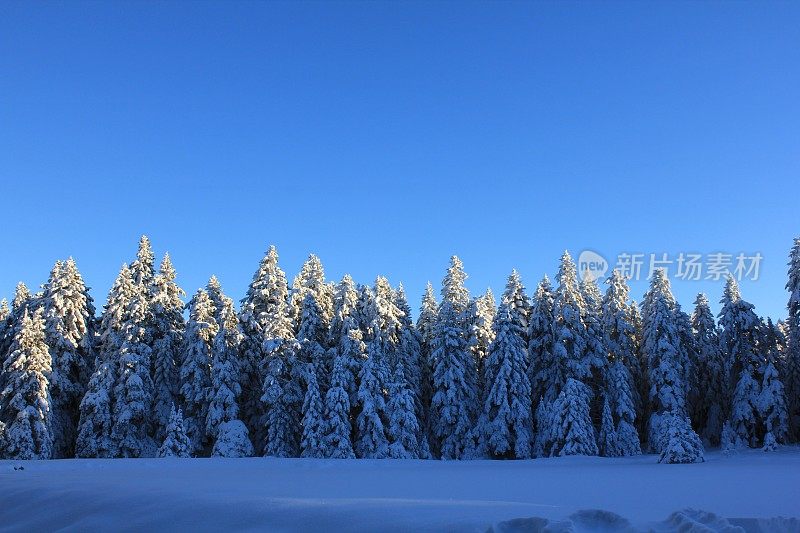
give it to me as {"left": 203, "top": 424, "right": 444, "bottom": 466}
{"left": 2, "top": 447, "right": 798, "bottom": 532}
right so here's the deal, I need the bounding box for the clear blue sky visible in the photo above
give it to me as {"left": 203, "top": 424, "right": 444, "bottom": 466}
{"left": 1, "top": 1, "right": 798, "bottom": 320}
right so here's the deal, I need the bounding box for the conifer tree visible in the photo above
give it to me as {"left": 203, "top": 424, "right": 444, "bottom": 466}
{"left": 329, "top": 275, "right": 359, "bottom": 347}
{"left": 430, "top": 256, "right": 475, "bottom": 459}
{"left": 602, "top": 271, "right": 641, "bottom": 418}
{"left": 110, "top": 270, "right": 155, "bottom": 458}
{"left": 548, "top": 378, "right": 598, "bottom": 457}
{"left": 76, "top": 265, "right": 133, "bottom": 458}
{"left": 180, "top": 289, "right": 215, "bottom": 454}
{"left": 208, "top": 289, "right": 253, "bottom": 458}
{"left": 297, "top": 292, "right": 329, "bottom": 393}
{"left": 0, "top": 283, "right": 33, "bottom": 363}
{"left": 719, "top": 277, "right": 765, "bottom": 447}
{"left": 130, "top": 235, "right": 155, "bottom": 290}
{"left": 355, "top": 355, "right": 388, "bottom": 459}
{"left": 785, "top": 237, "right": 800, "bottom": 440}
{"left": 469, "top": 289, "right": 496, "bottom": 404}
{"left": 42, "top": 258, "right": 96, "bottom": 458}
{"left": 691, "top": 293, "right": 726, "bottom": 445}
{"left": 322, "top": 350, "right": 356, "bottom": 459}
{"left": 0, "top": 309, "right": 53, "bottom": 459}
{"left": 478, "top": 283, "right": 532, "bottom": 459}
{"left": 149, "top": 254, "right": 185, "bottom": 442}
{"left": 291, "top": 254, "right": 333, "bottom": 333}
{"left": 387, "top": 364, "right": 421, "bottom": 459}
{"left": 758, "top": 319, "right": 789, "bottom": 443}
{"left": 158, "top": 405, "right": 191, "bottom": 458}
{"left": 394, "top": 285, "right": 426, "bottom": 447}
{"left": 300, "top": 365, "right": 325, "bottom": 458}
{"left": 528, "top": 275, "right": 555, "bottom": 446}
{"left": 642, "top": 270, "right": 703, "bottom": 462}
{"left": 416, "top": 282, "right": 437, "bottom": 451}
{"left": 0, "top": 299, "right": 9, "bottom": 370}
{"left": 598, "top": 396, "right": 619, "bottom": 457}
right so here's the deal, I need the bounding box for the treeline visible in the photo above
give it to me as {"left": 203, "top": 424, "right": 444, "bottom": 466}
{"left": 1, "top": 237, "right": 799, "bottom": 463}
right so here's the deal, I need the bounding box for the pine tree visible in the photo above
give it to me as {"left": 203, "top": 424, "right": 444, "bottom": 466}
{"left": 545, "top": 252, "right": 598, "bottom": 457}
{"left": 208, "top": 288, "right": 253, "bottom": 458}
{"left": 149, "top": 254, "right": 185, "bottom": 443}
{"left": 470, "top": 289, "right": 496, "bottom": 406}
{"left": 158, "top": 405, "right": 191, "bottom": 458}
{"left": 785, "top": 237, "right": 800, "bottom": 440}
{"left": 110, "top": 270, "right": 155, "bottom": 458}
{"left": 322, "top": 350, "right": 356, "bottom": 459}
{"left": 642, "top": 270, "right": 703, "bottom": 462}
{"left": 528, "top": 275, "right": 555, "bottom": 447}
{"left": 180, "top": 289, "right": 215, "bottom": 455}
{"left": 394, "top": 284, "right": 427, "bottom": 455}
{"left": 598, "top": 396, "right": 619, "bottom": 457}
{"left": 291, "top": 254, "right": 333, "bottom": 334}
{"left": 719, "top": 277, "right": 763, "bottom": 447}
{"left": 0, "top": 283, "right": 33, "bottom": 364}
{"left": 478, "top": 283, "right": 532, "bottom": 459}
{"left": 240, "top": 246, "right": 296, "bottom": 455}
{"left": 329, "top": 275, "right": 359, "bottom": 347}
{"left": 0, "top": 309, "right": 53, "bottom": 459}
{"left": 76, "top": 265, "right": 134, "bottom": 458}
{"left": 430, "top": 256, "right": 475, "bottom": 459}
{"left": 297, "top": 292, "right": 329, "bottom": 393}
{"left": 386, "top": 364, "right": 421, "bottom": 459}
{"left": 130, "top": 235, "right": 155, "bottom": 290}
{"left": 606, "top": 359, "right": 642, "bottom": 456}
{"left": 548, "top": 378, "right": 598, "bottom": 457}
{"left": 355, "top": 355, "right": 388, "bottom": 459}
{"left": 758, "top": 320, "right": 788, "bottom": 443}
{"left": 300, "top": 365, "right": 325, "bottom": 458}
{"left": 42, "top": 258, "right": 96, "bottom": 458}
{"left": 690, "top": 293, "right": 726, "bottom": 446}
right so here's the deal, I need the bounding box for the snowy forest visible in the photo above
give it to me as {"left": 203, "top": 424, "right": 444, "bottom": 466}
{"left": 1, "top": 237, "right": 799, "bottom": 465}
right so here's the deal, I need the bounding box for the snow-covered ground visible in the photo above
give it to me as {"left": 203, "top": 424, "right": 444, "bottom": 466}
{"left": 1, "top": 448, "right": 799, "bottom": 532}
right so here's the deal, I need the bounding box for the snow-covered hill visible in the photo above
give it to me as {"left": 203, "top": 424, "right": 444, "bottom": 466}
{"left": 1, "top": 448, "right": 798, "bottom": 532}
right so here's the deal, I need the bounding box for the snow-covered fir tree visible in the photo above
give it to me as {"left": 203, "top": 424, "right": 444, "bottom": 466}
{"left": 0, "top": 299, "right": 9, "bottom": 370}
{"left": 296, "top": 292, "right": 330, "bottom": 393}
{"left": 130, "top": 235, "right": 155, "bottom": 291}
{"left": 757, "top": 319, "right": 788, "bottom": 443}
{"left": 690, "top": 293, "right": 726, "bottom": 446}
{"left": 355, "top": 354, "right": 388, "bottom": 459}
{"left": 291, "top": 254, "right": 333, "bottom": 335}
{"left": 42, "top": 258, "right": 96, "bottom": 458}
{"left": 180, "top": 289, "right": 216, "bottom": 455}
{"left": 322, "top": 346, "right": 357, "bottom": 459}
{"left": 300, "top": 364, "right": 325, "bottom": 458}
{"left": 416, "top": 282, "right": 437, "bottom": 452}
{"left": 0, "top": 283, "right": 34, "bottom": 365}
{"left": 329, "top": 275, "right": 359, "bottom": 347}
{"left": 548, "top": 378, "right": 598, "bottom": 457}
{"left": 469, "top": 288, "right": 496, "bottom": 404}
{"left": 429, "top": 256, "right": 475, "bottom": 459}
{"left": 75, "top": 265, "right": 134, "bottom": 458}
{"left": 785, "top": 237, "right": 800, "bottom": 440}
{"left": 208, "top": 288, "right": 253, "bottom": 458}
{"left": 158, "top": 404, "right": 191, "bottom": 458}
{"left": 110, "top": 268, "right": 155, "bottom": 458}
{"left": 0, "top": 309, "right": 53, "bottom": 459}
{"left": 719, "top": 276, "right": 766, "bottom": 447}
{"left": 642, "top": 269, "right": 703, "bottom": 463}
{"left": 149, "top": 254, "right": 185, "bottom": 443}
{"left": 394, "top": 284, "right": 427, "bottom": 456}
{"left": 542, "top": 252, "right": 598, "bottom": 457}
{"left": 528, "top": 275, "right": 555, "bottom": 447}
{"left": 598, "top": 396, "right": 619, "bottom": 457}
{"left": 386, "top": 364, "right": 421, "bottom": 459}
{"left": 477, "top": 278, "right": 532, "bottom": 459}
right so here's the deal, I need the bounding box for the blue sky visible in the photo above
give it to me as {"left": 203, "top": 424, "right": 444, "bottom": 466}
{"left": 1, "top": 1, "right": 798, "bottom": 319}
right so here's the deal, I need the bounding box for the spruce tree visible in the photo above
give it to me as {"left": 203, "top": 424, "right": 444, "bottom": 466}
{"left": 76, "top": 265, "right": 133, "bottom": 458}
{"left": 300, "top": 365, "right": 325, "bottom": 458}
{"left": 416, "top": 282, "right": 437, "bottom": 453}
{"left": 291, "top": 254, "right": 333, "bottom": 333}
{"left": 598, "top": 396, "right": 620, "bottom": 457}
{"left": 42, "top": 258, "right": 96, "bottom": 458}
{"left": 322, "top": 350, "right": 356, "bottom": 459}
{"left": 528, "top": 274, "right": 555, "bottom": 452}
{"left": 0, "top": 309, "right": 53, "bottom": 459}
{"left": 478, "top": 284, "right": 532, "bottom": 459}
{"left": 149, "top": 254, "right": 185, "bottom": 443}
{"left": 394, "top": 284, "right": 427, "bottom": 453}
{"left": 180, "top": 289, "right": 215, "bottom": 455}
{"left": 758, "top": 319, "right": 789, "bottom": 443}
{"left": 545, "top": 252, "right": 598, "bottom": 457}
{"left": 297, "top": 292, "right": 329, "bottom": 393}
{"left": 158, "top": 405, "right": 191, "bottom": 458}
{"left": 239, "top": 246, "right": 298, "bottom": 455}
{"left": 785, "top": 237, "right": 800, "bottom": 440}
{"left": 208, "top": 289, "right": 253, "bottom": 458}
{"left": 0, "top": 299, "right": 9, "bottom": 370}
{"left": 110, "top": 270, "right": 155, "bottom": 458}
{"left": 691, "top": 293, "right": 726, "bottom": 446}
{"left": 130, "top": 235, "right": 155, "bottom": 290}
{"left": 642, "top": 270, "right": 703, "bottom": 462}
{"left": 469, "top": 289, "right": 496, "bottom": 406}
{"left": 355, "top": 355, "right": 388, "bottom": 459}
{"left": 386, "top": 364, "right": 421, "bottom": 459}
{"left": 430, "top": 256, "right": 475, "bottom": 459}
